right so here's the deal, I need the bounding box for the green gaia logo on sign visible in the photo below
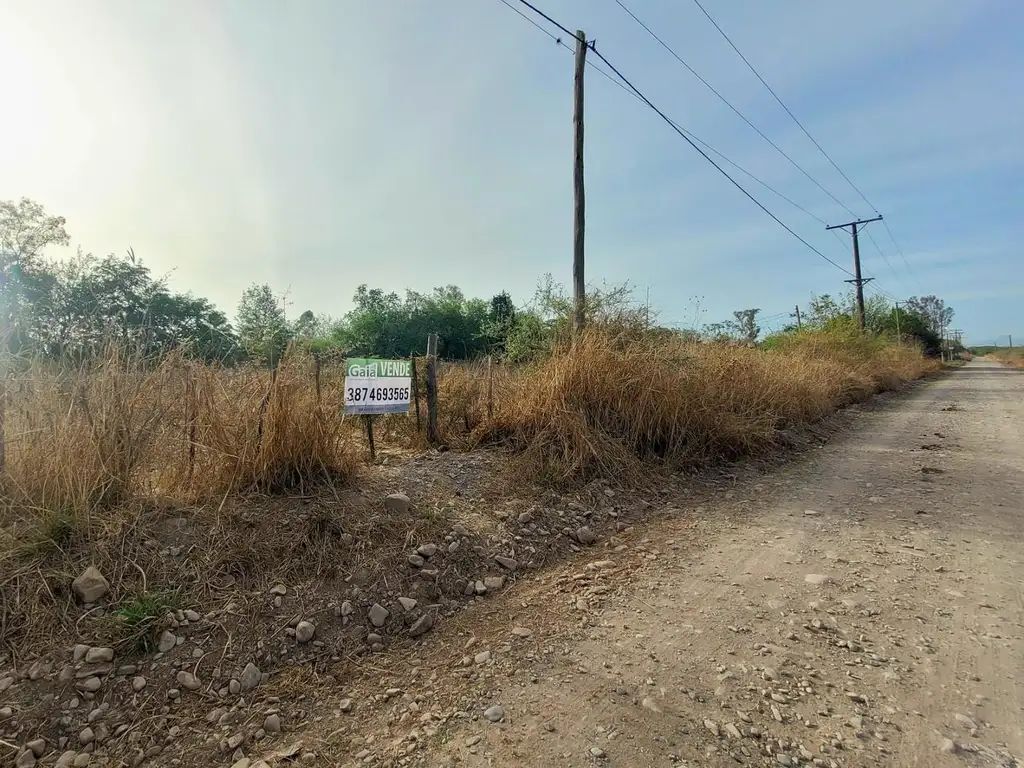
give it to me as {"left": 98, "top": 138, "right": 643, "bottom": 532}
{"left": 344, "top": 358, "right": 413, "bottom": 415}
{"left": 345, "top": 358, "right": 412, "bottom": 379}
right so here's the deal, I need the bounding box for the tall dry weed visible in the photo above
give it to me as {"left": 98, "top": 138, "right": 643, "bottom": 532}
{"left": 474, "top": 328, "right": 935, "bottom": 483}
{"left": 0, "top": 351, "right": 358, "bottom": 521}
{"left": 1, "top": 348, "right": 176, "bottom": 519}
{"left": 987, "top": 349, "right": 1024, "bottom": 369}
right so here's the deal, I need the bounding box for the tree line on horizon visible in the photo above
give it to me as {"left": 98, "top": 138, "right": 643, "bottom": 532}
{"left": 1, "top": 198, "right": 954, "bottom": 367}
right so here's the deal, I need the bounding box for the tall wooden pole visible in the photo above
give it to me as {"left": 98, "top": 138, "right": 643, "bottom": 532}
{"left": 426, "top": 334, "right": 439, "bottom": 445}
{"left": 850, "top": 222, "right": 867, "bottom": 330}
{"left": 572, "top": 30, "right": 588, "bottom": 338}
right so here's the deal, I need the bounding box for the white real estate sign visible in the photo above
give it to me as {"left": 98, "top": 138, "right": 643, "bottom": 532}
{"left": 343, "top": 358, "right": 412, "bottom": 416}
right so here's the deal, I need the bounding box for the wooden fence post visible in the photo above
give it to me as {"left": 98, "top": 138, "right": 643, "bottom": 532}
{"left": 487, "top": 355, "right": 494, "bottom": 420}
{"left": 0, "top": 375, "right": 6, "bottom": 474}
{"left": 363, "top": 415, "right": 376, "bottom": 461}
{"left": 426, "top": 334, "right": 439, "bottom": 445}
{"left": 185, "top": 366, "right": 197, "bottom": 481}
{"left": 411, "top": 356, "right": 422, "bottom": 432}
{"left": 313, "top": 356, "right": 322, "bottom": 404}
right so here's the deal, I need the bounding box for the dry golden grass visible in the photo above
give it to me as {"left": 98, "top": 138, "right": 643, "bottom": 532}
{"left": 0, "top": 350, "right": 359, "bottom": 516}
{"left": 987, "top": 349, "right": 1024, "bottom": 369}
{"left": 472, "top": 328, "right": 938, "bottom": 483}
{"left": 0, "top": 329, "right": 938, "bottom": 651}
{"left": 0, "top": 330, "right": 939, "bottom": 522}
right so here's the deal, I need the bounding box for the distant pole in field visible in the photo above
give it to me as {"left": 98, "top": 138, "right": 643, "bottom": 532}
{"left": 1010, "top": 334, "right": 1014, "bottom": 349}
{"left": 826, "top": 216, "right": 883, "bottom": 330}
{"left": 426, "top": 334, "right": 439, "bottom": 445}
{"left": 894, "top": 301, "right": 901, "bottom": 341}
{"left": 572, "top": 29, "right": 588, "bottom": 338}
{"left": 793, "top": 304, "right": 802, "bottom": 330}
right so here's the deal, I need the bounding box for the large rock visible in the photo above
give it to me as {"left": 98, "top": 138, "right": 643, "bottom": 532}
{"left": 295, "top": 621, "right": 315, "bottom": 644}
{"left": 239, "top": 662, "right": 262, "bottom": 692}
{"left": 398, "top": 597, "right": 418, "bottom": 613}
{"left": 575, "top": 527, "right": 597, "bottom": 546}
{"left": 157, "top": 631, "right": 177, "bottom": 654}
{"left": 416, "top": 543, "right": 438, "bottom": 558}
{"left": 483, "top": 576, "right": 505, "bottom": 591}
{"left": 408, "top": 614, "right": 434, "bottom": 638}
{"left": 72, "top": 567, "right": 110, "bottom": 603}
{"left": 384, "top": 493, "right": 411, "bottom": 514}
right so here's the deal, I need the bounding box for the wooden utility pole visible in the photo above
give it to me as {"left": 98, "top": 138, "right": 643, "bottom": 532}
{"left": 426, "top": 334, "right": 439, "bottom": 445}
{"left": 793, "top": 304, "right": 802, "bottom": 330}
{"left": 572, "top": 29, "right": 588, "bottom": 337}
{"left": 894, "top": 301, "right": 902, "bottom": 340}
{"left": 826, "top": 216, "right": 883, "bottom": 330}
{"left": 1010, "top": 334, "right": 1014, "bottom": 349}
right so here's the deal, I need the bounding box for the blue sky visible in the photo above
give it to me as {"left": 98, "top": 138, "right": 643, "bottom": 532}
{"left": 1, "top": 0, "right": 1020, "bottom": 344}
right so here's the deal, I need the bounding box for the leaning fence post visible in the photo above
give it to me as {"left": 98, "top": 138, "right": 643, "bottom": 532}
{"left": 426, "top": 334, "right": 439, "bottom": 445}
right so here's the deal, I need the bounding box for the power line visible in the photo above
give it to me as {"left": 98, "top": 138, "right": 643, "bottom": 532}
{"left": 881, "top": 217, "right": 923, "bottom": 291}
{"left": 586, "top": 43, "right": 854, "bottom": 276}
{"left": 864, "top": 229, "right": 905, "bottom": 292}
{"left": 497, "top": 0, "right": 561, "bottom": 43}
{"left": 576, "top": 51, "right": 834, "bottom": 229}
{"left": 609, "top": 0, "right": 910, "bottom": 298}
{"left": 610, "top": 0, "right": 858, "bottom": 218}
{"left": 506, "top": 0, "right": 856, "bottom": 277}
{"left": 515, "top": 0, "right": 582, "bottom": 43}
{"left": 498, "top": 0, "right": 855, "bottom": 265}
{"left": 686, "top": 0, "right": 926, "bottom": 292}
{"left": 503, "top": 0, "right": 917, "bottom": 291}
{"left": 687, "top": 0, "right": 873, "bottom": 212}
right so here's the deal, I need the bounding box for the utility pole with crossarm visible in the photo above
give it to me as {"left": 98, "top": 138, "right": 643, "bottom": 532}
{"left": 826, "top": 215, "right": 883, "bottom": 330}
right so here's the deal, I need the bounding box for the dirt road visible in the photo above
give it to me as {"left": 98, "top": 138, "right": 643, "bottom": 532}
{"left": 312, "top": 360, "right": 1022, "bottom": 768}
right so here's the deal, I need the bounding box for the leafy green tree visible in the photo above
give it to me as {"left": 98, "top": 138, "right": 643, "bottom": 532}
{"left": 236, "top": 284, "right": 291, "bottom": 367}
{"left": 331, "top": 284, "right": 497, "bottom": 360}
{"left": 1, "top": 198, "right": 70, "bottom": 354}
{"left": 292, "top": 309, "right": 336, "bottom": 341}
{"left": 860, "top": 294, "right": 894, "bottom": 334}
{"left": 730, "top": 308, "right": 761, "bottom": 343}
{"left": 804, "top": 294, "right": 845, "bottom": 327}
{"left": 2, "top": 198, "right": 253, "bottom": 364}
{"left": 904, "top": 296, "right": 954, "bottom": 336}
{"left": 332, "top": 285, "right": 404, "bottom": 357}
{"left": 480, "top": 291, "right": 517, "bottom": 354}
{"left": 877, "top": 306, "right": 942, "bottom": 355}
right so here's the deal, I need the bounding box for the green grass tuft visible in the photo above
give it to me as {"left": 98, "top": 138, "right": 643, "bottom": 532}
{"left": 114, "top": 591, "right": 180, "bottom": 653}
